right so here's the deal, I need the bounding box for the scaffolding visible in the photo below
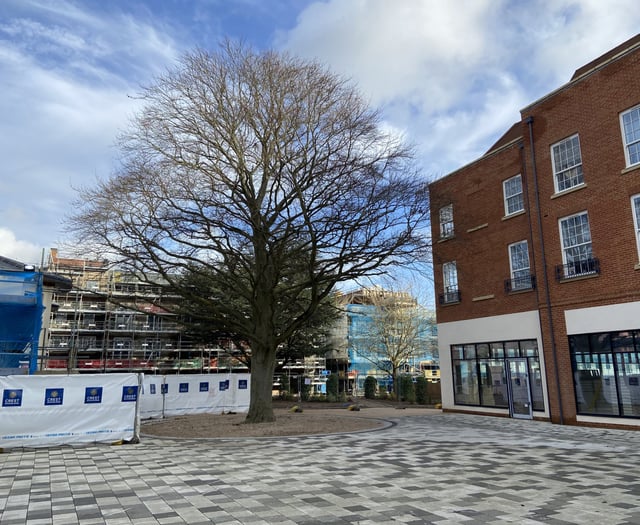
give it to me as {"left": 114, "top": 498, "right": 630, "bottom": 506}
{"left": 41, "top": 251, "right": 248, "bottom": 374}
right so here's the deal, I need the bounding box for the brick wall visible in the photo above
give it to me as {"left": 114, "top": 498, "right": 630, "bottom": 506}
{"left": 430, "top": 37, "right": 640, "bottom": 425}
{"left": 430, "top": 138, "right": 540, "bottom": 324}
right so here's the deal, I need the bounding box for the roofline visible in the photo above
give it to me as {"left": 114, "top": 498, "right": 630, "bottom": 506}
{"left": 0, "top": 255, "right": 73, "bottom": 290}
{"left": 521, "top": 35, "right": 640, "bottom": 113}
{"left": 434, "top": 34, "right": 640, "bottom": 187}
{"left": 430, "top": 134, "right": 523, "bottom": 187}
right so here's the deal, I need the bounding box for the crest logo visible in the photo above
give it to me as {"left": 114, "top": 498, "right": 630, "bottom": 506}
{"left": 2, "top": 389, "right": 23, "bottom": 407}
{"left": 45, "top": 388, "right": 64, "bottom": 406}
{"left": 84, "top": 387, "right": 103, "bottom": 404}
{"left": 121, "top": 385, "right": 139, "bottom": 402}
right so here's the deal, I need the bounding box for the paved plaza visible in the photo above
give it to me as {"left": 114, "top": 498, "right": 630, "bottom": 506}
{"left": 2, "top": 409, "right": 640, "bottom": 524}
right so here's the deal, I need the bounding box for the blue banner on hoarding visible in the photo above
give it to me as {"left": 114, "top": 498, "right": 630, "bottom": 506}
{"left": 44, "top": 388, "right": 64, "bottom": 406}
{"left": 139, "top": 373, "right": 251, "bottom": 419}
{"left": 121, "top": 385, "right": 138, "bottom": 402}
{"left": 84, "top": 387, "right": 103, "bottom": 404}
{"left": 2, "top": 388, "right": 23, "bottom": 407}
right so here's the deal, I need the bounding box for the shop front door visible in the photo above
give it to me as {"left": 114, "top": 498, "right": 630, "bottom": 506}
{"left": 507, "top": 358, "right": 533, "bottom": 419}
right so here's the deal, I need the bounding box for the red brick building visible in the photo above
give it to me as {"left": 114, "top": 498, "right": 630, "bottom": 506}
{"left": 430, "top": 34, "right": 640, "bottom": 427}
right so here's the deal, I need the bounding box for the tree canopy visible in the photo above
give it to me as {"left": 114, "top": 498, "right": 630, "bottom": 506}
{"left": 68, "top": 41, "right": 430, "bottom": 423}
{"left": 176, "top": 261, "right": 341, "bottom": 373}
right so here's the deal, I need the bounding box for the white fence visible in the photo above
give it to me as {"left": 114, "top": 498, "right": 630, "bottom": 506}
{"left": 0, "top": 373, "right": 140, "bottom": 449}
{"left": 140, "top": 373, "right": 251, "bottom": 419}
{"left": 0, "top": 373, "right": 251, "bottom": 449}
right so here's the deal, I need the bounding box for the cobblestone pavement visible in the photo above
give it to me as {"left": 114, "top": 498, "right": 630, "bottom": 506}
{"left": 2, "top": 410, "right": 640, "bottom": 524}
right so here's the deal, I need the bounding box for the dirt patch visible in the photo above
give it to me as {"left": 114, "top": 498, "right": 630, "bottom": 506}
{"left": 139, "top": 400, "right": 435, "bottom": 439}
{"left": 141, "top": 407, "right": 386, "bottom": 438}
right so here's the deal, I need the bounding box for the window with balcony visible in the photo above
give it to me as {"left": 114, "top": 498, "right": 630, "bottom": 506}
{"left": 557, "top": 212, "right": 599, "bottom": 279}
{"left": 621, "top": 105, "right": 640, "bottom": 168}
{"left": 503, "top": 174, "right": 524, "bottom": 216}
{"left": 440, "top": 261, "right": 460, "bottom": 304}
{"left": 439, "top": 204, "right": 454, "bottom": 239}
{"left": 552, "top": 134, "right": 584, "bottom": 193}
{"left": 506, "top": 240, "right": 534, "bottom": 291}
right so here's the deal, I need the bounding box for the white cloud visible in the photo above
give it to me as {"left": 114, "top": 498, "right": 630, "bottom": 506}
{"left": 519, "top": 0, "right": 640, "bottom": 84}
{"left": 0, "top": 48, "right": 142, "bottom": 245}
{"left": 1, "top": 0, "right": 639, "bottom": 256}
{"left": 0, "top": 228, "right": 43, "bottom": 264}
{"left": 0, "top": 1, "right": 182, "bottom": 248}
{"left": 278, "top": 0, "right": 498, "bottom": 110}
{"left": 277, "top": 0, "right": 640, "bottom": 175}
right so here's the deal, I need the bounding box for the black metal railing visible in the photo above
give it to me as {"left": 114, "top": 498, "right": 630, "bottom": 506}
{"left": 439, "top": 289, "right": 461, "bottom": 304}
{"left": 504, "top": 274, "right": 536, "bottom": 293}
{"left": 555, "top": 258, "right": 600, "bottom": 281}
{"left": 440, "top": 221, "right": 454, "bottom": 239}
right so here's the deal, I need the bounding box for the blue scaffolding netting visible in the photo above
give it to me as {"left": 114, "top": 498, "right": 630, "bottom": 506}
{"left": 0, "top": 270, "right": 43, "bottom": 375}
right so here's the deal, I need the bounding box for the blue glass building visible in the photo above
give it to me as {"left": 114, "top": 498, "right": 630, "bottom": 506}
{"left": 0, "top": 256, "right": 72, "bottom": 375}
{"left": 0, "top": 266, "right": 44, "bottom": 374}
{"left": 341, "top": 289, "right": 438, "bottom": 394}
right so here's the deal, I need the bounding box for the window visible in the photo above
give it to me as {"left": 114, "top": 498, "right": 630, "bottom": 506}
{"left": 621, "top": 105, "right": 640, "bottom": 167}
{"left": 552, "top": 134, "right": 584, "bottom": 193}
{"left": 569, "top": 330, "right": 640, "bottom": 417}
{"left": 439, "top": 204, "right": 454, "bottom": 239}
{"left": 508, "top": 241, "right": 532, "bottom": 290}
{"left": 558, "top": 212, "right": 596, "bottom": 278}
{"left": 441, "top": 262, "right": 459, "bottom": 304}
{"left": 503, "top": 174, "right": 524, "bottom": 215}
{"left": 632, "top": 195, "right": 640, "bottom": 261}
{"left": 451, "top": 340, "right": 543, "bottom": 410}
{"left": 86, "top": 280, "right": 100, "bottom": 291}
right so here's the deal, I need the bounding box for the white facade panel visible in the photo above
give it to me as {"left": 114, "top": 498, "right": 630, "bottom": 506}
{"left": 565, "top": 301, "right": 640, "bottom": 335}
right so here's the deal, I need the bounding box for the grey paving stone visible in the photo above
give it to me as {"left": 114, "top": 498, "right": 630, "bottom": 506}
{"left": 3, "top": 413, "right": 640, "bottom": 523}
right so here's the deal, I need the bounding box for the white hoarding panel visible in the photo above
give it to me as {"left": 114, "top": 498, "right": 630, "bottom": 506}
{"left": 0, "top": 373, "right": 139, "bottom": 449}
{"left": 162, "top": 373, "right": 250, "bottom": 416}
{"left": 140, "top": 376, "right": 165, "bottom": 419}
{"left": 138, "top": 373, "right": 251, "bottom": 418}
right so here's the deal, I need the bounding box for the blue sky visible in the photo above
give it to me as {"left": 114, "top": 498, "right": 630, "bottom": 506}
{"left": 1, "top": 0, "right": 639, "bottom": 286}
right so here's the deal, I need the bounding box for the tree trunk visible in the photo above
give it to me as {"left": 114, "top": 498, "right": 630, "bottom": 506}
{"left": 393, "top": 365, "right": 400, "bottom": 402}
{"left": 245, "top": 343, "right": 277, "bottom": 423}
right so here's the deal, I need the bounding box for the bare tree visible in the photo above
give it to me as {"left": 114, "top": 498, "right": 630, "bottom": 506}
{"left": 348, "top": 289, "right": 431, "bottom": 400}
{"left": 67, "top": 41, "right": 430, "bottom": 423}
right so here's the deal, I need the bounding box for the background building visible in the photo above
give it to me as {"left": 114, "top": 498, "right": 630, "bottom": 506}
{"left": 338, "top": 287, "right": 437, "bottom": 395}
{"left": 0, "top": 255, "right": 71, "bottom": 375}
{"left": 26, "top": 250, "right": 340, "bottom": 396}
{"left": 430, "top": 34, "right": 640, "bottom": 427}
{"left": 42, "top": 249, "right": 234, "bottom": 374}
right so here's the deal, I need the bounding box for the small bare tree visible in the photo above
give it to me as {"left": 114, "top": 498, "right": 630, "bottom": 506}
{"left": 67, "top": 41, "right": 430, "bottom": 423}
{"left": 349, "top": 289, "right": 430, "bottom": 400}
